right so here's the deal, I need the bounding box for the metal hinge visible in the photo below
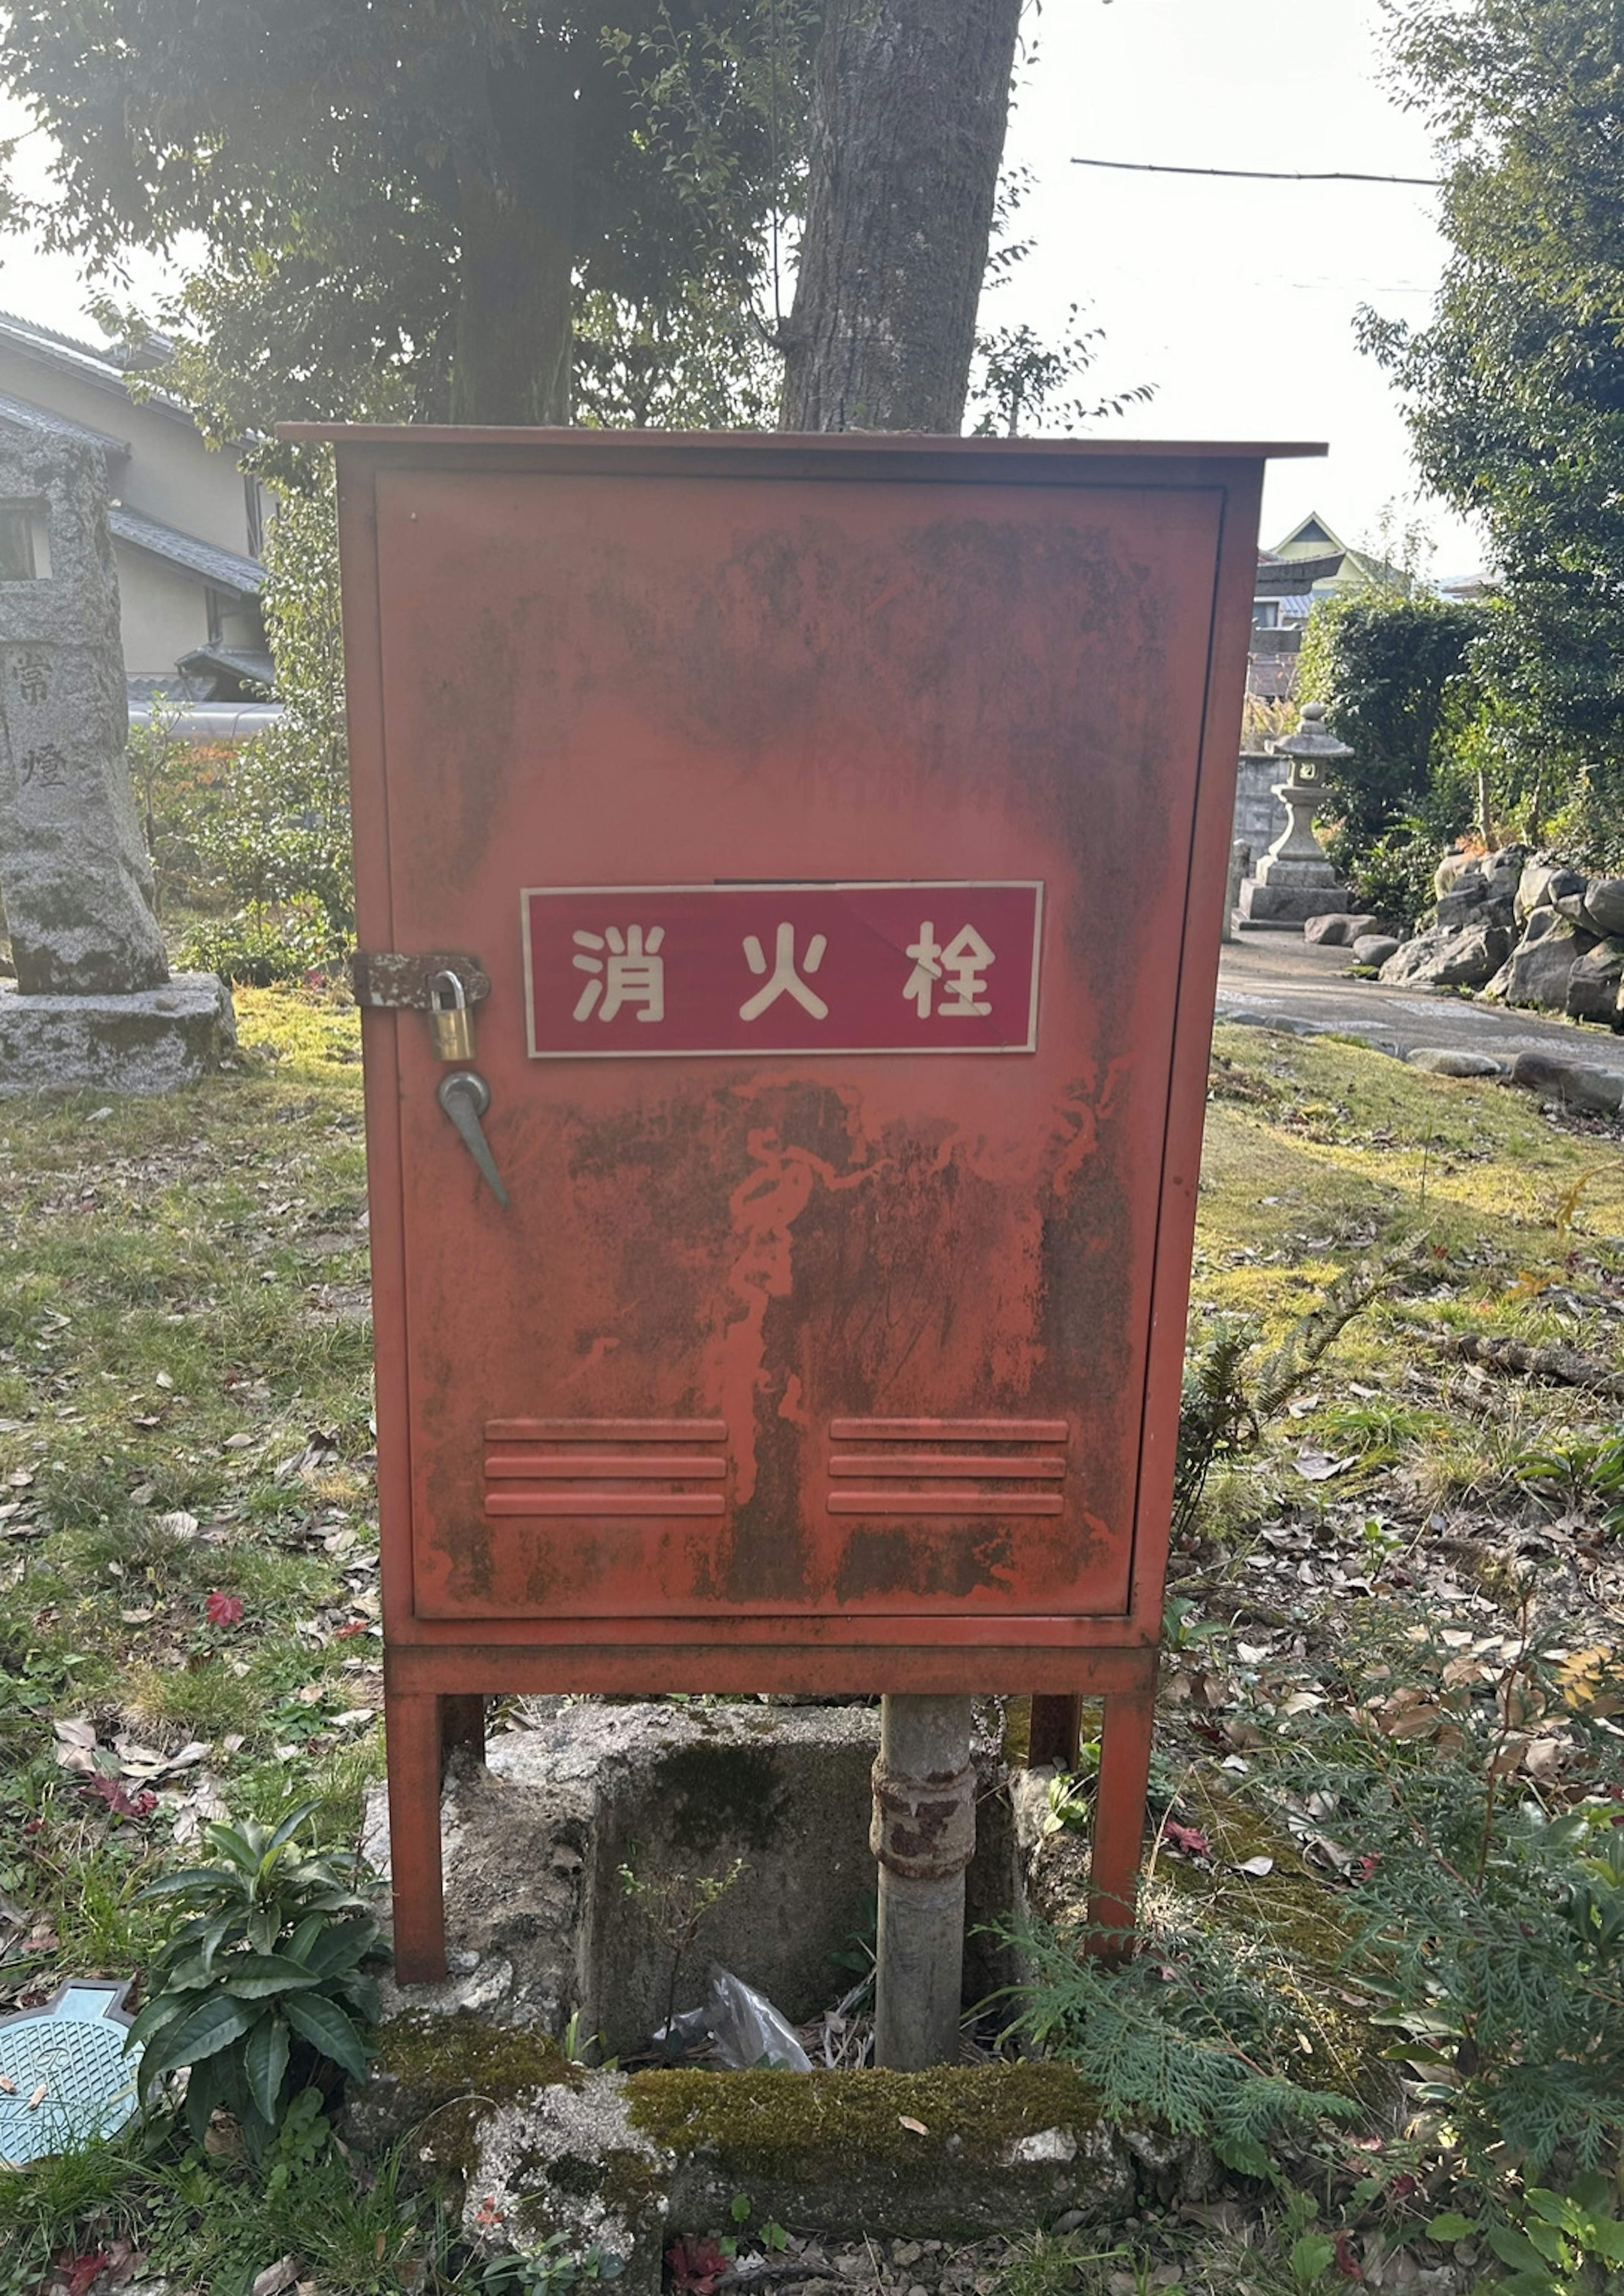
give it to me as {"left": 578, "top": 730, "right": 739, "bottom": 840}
{"left": 350, "top": 951, "right": 491, "bottom": 1011}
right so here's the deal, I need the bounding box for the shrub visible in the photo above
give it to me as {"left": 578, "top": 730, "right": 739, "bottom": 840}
{"left": 126, "top": 1802, "right": 379, "bottom": 2148}
{"left": 177, "top": 893, "right": 341, "bottom": 986}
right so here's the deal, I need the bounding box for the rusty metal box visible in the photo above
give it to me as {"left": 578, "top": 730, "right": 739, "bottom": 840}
{"left": 300, "top": 427, "right": 1316, "bottom": 1977}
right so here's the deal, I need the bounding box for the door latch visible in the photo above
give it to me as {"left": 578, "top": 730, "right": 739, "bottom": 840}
{"left": 437, "top": 1071, "right": 510, "bottom": 1208}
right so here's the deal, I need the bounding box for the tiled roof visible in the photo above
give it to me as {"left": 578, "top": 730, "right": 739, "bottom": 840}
{"left": 107, "top": 505, "right": 263, "bottom": 597}
{"left": 0, "top": 310, "right": 191, "bottom": 420}
{"left": 0, "top": 389, "right": 129, "bottom": 457}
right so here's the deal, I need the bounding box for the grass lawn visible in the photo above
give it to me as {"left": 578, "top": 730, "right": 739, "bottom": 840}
{"left": 3, "top": 994, "right": 1624, "bottom": 2293}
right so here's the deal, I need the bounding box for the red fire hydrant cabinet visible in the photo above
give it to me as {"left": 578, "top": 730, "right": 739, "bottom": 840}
{"left": 295, "top": 427, "right": 1318, "bottom": 1983}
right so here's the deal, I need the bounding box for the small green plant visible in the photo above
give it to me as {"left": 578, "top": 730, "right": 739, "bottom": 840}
{"left": 719, "top": 2195, "right": 787, "bottom": 2259}
{"left": 617, "top": 1852, "right": 748, "bottom": 2055}
{"left": 481, "top": 2231, "right": 625, "bottom": 2294}
{"left": 126, "top": 1800, "right": 379, "bottom": 2147}
{"left": 1427, "top": 2176, "right": 1624, "bottom": 2295}
{"left": 1283, "top": 2193, "right": 1337, "bottom": 2292}
{"left": 1175, "top": 1242, "right": 1414, "bottom": 1538}
{"left": 1516, "top": 1427, "right": 1624, "bottom": 1537}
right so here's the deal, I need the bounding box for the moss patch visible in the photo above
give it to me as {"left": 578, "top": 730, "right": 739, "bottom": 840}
{"left": 627, "top": 2062, "right": 1101, "bottom": 2181}
{"left": 370, "top": 2012, "right": 579, "bottom": 2174}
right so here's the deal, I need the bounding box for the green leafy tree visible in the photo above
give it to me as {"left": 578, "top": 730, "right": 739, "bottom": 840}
{"left": 2, "top": 0, "right": 820, "bottom": 437}
{"left": 1364, "top": 0, "right": 1624, "bottom": 867}
{"left": 1297, "top": 591, "right": 1485, "bottom": 914}
{"left": 967, "top": 301, "right": 1154, "bottom": 436}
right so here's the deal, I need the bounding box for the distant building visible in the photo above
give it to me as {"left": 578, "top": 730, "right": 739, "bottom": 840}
{"left": 1270, "top": 511, "right": 1412, "bottom": 602}
{"left": 1247, "top": 512, "right": 1420, "bottom": 703}
{"left": 0, "top": 312, "right": 272, "bottom": 704}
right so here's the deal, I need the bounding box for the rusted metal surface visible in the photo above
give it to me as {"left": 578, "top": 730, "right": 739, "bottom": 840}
{"left": 869, "top": 1753, "right": 977, "bottom": 1882}
{"left": 303, "top": 425, "right": 1323, "bottom": 1983}
{"left": 351, "top": 950, "right": 491, "bottom": 1010}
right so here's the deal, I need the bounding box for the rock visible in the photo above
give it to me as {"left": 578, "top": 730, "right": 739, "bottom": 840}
{"left": 1239, "top": 882, "right": 1352, "bottom": 929}
{"left": 1405, "top": 1048, "right": 1503, "bottom": 1078}
{"left": 1378, "top": 922, "right": 1511, "bottom": 989}
{"left": 1494, "top": 915, "right": 1592, "bottom": 1011}
{"left": 0, "top": 974, "right": 236, "bottom": 1096}
{"left": 464, "top": 2063, "right": 669, "bottom": 2292}
{"left": 1435, "top": 885, "right": 1488, "bottom": 931}
{"left": 1350, "top": 934, "right": 1402, "bottom": 967}
{"left": 1434, "top": 851, "right": 1481, "bottom": 897}
{"left": 1583, "top": 879, "right": 1624, "bottom": 937}
{"left": 0, "top": 417, "right": 170, "bottom": 996}
{"left": 1566, "top": 938, "right": 1624, "bottom": 1022}
{"left": 1553, "top": 885, "right": 1594, "bottom": 924}
{"left": 1303, "top": 912, "right": 1361, "bottom": 946}
{"left": 1508, "top": 1050, "right": 1624, "bottom": 1116}
{"left": 1516, "top": 859, "right": 1586, "bottom": 923}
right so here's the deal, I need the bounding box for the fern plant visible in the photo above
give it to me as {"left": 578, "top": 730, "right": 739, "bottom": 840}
{"left": 1269, "top": 1636, "right": 1624, "bottom": 2176}
{"left": 999, "top": 1912, "right": 1359, "bottom": 2175}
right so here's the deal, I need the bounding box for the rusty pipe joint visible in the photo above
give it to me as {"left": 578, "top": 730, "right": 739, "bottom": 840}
{"left": 869, "top": 1753, "right": 976, "bottom": 1882}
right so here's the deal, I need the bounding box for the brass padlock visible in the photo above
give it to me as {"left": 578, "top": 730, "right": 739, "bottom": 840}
{"left": 429, "top": 970, "right": 475, "bottom": 1061}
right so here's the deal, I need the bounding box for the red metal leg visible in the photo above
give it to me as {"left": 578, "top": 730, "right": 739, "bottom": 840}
{"left": 440, "top": 1693, "right": 487, "bottom": 1775}
{"left": 1086, "top": 1657, "right": 1158, "bottom": 1960}
{"left": 386, "top": 1689, "right": 448, "bottom": 1984}
{"left": 1027, "top": 1693, "right": 1083, "bottom": 1770}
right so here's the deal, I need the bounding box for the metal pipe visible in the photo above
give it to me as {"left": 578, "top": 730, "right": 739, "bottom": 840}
{"left": 871, "top": 1693, "right": 975, "bottom": 2069}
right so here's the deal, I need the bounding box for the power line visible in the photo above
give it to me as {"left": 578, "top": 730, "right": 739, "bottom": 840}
{"left": 1071, "top": 156, "right": 1442, "bottom": 188}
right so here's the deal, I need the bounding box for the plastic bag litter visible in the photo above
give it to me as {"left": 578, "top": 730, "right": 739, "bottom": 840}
{"left": 651, "top": 1965, "right": 812, "bottom": 2071}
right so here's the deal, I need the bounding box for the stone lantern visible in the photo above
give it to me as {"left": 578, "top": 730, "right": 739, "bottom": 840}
{"left": 1238, "top": 702, "right": 1353, "bottom": 928}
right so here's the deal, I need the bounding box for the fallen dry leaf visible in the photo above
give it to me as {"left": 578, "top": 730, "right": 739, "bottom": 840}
{"left": 1293, "top": 1449, "right": 1352, "bottom": 1482}
{"left": 897, "top": 2115, "right": 928, "bottom": 2136}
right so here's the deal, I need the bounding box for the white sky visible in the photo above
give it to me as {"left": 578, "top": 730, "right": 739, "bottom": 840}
{"left": 0, "top": 0, "right": 1480, "bottom": 574}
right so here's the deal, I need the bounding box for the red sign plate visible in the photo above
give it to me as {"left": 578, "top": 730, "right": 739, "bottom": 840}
{"left": 521, "top": 881, "right": 1042, "bottom": 1058}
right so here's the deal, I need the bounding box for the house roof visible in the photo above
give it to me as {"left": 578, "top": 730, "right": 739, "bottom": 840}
{"left": 108, "top": 504, "right": 263, "bottom": 599}
{"left": 0, "top": 389, "right": 130, "bottom": 459}
{"left": 0, "top": 310, "right": 194, "bottom": 425}
{"left": 1256, "top": 548, "right": 1342, "bottom": 595}
{"left": 176, "top": 643, "right": 276, "bottom": 693}
{"left": 1273, "top": 512, "right": 1345, "bottom": 558}
{"left": 1271, "top": 512, "right": 1412, "bottom": 596}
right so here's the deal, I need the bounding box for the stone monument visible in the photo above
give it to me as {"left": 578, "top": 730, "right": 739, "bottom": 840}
{"left": 1237, "top": 701, "right": 1353, "bottom": 929}
{"left": 0, "top": 414, "right": 234, "bottom": 1092}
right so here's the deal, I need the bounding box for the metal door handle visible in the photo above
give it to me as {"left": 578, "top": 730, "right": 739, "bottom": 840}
{"left": 436, "top": 1071, "right": 510, "bottom": 1208}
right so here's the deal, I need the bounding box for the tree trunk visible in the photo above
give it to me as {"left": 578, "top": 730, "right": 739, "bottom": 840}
{"left": 780, "top": 0, "right": 1023, "bottom": 433}
{"left": 450, "top": 50, "right": 578, "bottom": 426}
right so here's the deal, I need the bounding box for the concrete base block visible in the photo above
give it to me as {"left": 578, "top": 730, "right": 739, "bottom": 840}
{"left": 351, "top": 2036, "right": 1143, "bottom": 2292}
{"left": 1240, "top": 877, "right": 1350, "bottom": 923}
{"left": 0, "top": 973, "right": 236, "bottom": 1096}
{"left": 1238, "top": 881, "right": 1352, "bottom": 928}
{"left": 363, "top": 1700, "right": 1021, "bottom": 2060}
